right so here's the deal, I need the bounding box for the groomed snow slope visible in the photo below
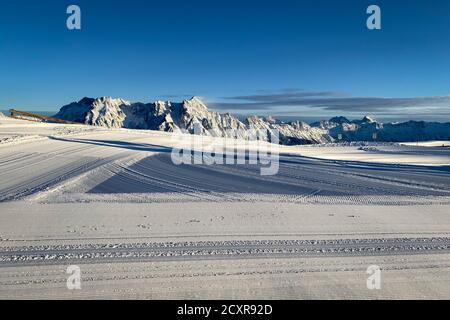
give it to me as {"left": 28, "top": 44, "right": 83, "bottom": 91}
{"left": 1, "top": 117, "right": 450, "bottom": 299}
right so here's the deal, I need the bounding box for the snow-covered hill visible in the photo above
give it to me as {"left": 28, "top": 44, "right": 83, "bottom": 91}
{"left": 54, "top": 96, "right": 332, "bottom": 145}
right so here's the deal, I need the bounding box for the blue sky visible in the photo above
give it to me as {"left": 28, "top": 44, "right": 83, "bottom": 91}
{"left": 1, "top": 0, "right": 450, "bottom": 121}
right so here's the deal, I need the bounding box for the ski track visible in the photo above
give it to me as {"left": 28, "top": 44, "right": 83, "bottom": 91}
{"left": 1, "top": 237, "right": 450, "bottom": 267}
{"left": 86, "top": 153, "right": 450, "bottom": 200}
{"left": 0, "top": 133, "right": 449, "bottom": 204}
{"left": 0, "top": 135, "right": 144, "bottom": 202}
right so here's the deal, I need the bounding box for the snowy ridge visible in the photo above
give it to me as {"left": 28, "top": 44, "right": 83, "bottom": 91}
{"left": 55, "top": 96, "right": 331, "bottom": 145}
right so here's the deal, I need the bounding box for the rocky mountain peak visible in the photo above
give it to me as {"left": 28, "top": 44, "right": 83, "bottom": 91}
{"left": 361, "top": 116, "right": 376, "bottom": 123}
{"left": 329, "top": 116, "right": 350, "bottom": 124}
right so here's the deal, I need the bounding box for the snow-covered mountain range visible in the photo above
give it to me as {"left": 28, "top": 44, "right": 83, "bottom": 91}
{"left": 54, "top": 96, "right": 450, "bottom": 144}
{"left": 54, "top": 97, "right": 332, "bottom": 145}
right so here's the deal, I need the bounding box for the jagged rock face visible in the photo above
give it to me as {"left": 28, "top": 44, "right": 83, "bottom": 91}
{"left": 311, "top": 116, "right": 450, "bottom": 142}
{"left": 54, "top": 97, "right": 95, "bottom": 124}
{"left": 244, "top": 116, "right": 332, "bottom": 144}
{"left": 273, "top": 121, "right": 332, "bottom": 145}
{"left": 54, "top": 96, "right": 332, "bottom": 145}
{"left": 84, "top": 97, "right": 130, "bottom": 128}
{"left": 178, "top": 97, "right": 248, "bottom": 138}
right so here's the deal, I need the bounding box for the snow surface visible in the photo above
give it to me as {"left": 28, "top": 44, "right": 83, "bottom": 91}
{"left": 1, "top": 117, "right": 450, "bottom": 299}
{"left": 401, "top": 141, "right": 450, "bottom": 147}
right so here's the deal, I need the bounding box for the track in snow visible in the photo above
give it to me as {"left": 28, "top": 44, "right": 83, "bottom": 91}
{"left": 1, "top": 237, "right": 450, "bottom": 267}
{"left": 0, "top": 135, "right": 152, "bottom": 202}
{"left": 0, "top": 136, "right": 449, "bottom": 203}
{"left": 88, "top": 153, "right": 450, "bottom": 197}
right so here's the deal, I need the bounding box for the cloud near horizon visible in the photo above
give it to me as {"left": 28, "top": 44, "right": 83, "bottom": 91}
{"left": 208, "top": 89, "right": 450, "bottom": 117}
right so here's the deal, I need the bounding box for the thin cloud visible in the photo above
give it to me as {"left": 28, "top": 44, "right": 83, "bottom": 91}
{"left": 224, "top": 89, "right": 348, "bottom": 102}
{"left": 211, "top": 90, "right": 450, "bottom": 114}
